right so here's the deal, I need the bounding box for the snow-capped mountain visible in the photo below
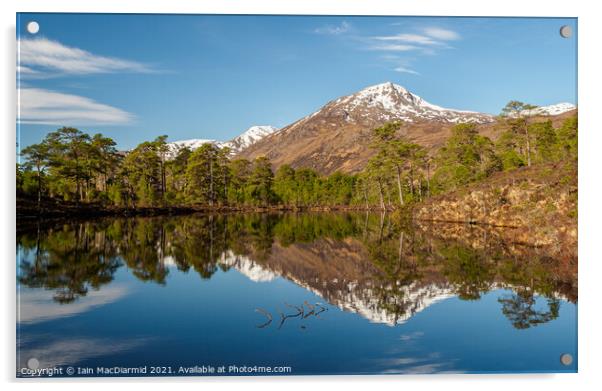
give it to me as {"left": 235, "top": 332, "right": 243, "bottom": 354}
{"left": 239, "top": 82, "right": 495, "bottom": 173}
{"left": 523, "top": 102, "right": 576, "bottom": 116}
{"left": 223, "top": 125, "right": 278, "bottom": 153}
{"left": 239, "top": 82, "right": 576, "bottom": 174}
{"left": 327, "top": 82, "right": 494, "bottom": 124}
{"left": 166, "top": 125, "right": 278, "bottom": 158}
{"left": 163, "top": 82, "right": 575, "bottom": 173}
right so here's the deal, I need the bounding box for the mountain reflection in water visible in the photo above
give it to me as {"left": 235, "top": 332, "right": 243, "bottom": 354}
{"left": 17, "top": 213, "right": 577, "bottom": 328}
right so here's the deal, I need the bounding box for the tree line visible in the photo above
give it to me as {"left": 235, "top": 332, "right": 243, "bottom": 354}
{"left": 17, "top": 101, "right": 577, "bottom": 210}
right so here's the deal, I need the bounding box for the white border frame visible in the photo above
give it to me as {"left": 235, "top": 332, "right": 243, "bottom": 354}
{"left": 2, "top": 1, "right": 600, "bottom": 390}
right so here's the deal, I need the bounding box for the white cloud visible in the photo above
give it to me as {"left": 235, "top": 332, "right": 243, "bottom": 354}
{"left": 314, "top": 21, "right": 351, "bottom": 35}
{"left": 423, "top": 27, "right": 460, "bottom": 41}
{"left": 17, "top": 65, "right": 40, "bottom": 75}
{"left": 367, "top": 26, "right": 461, "bottom": 73}
{"left": 370, "top": 44, "right": 419, "bottom": 52}
{"left": 394, "top": 66, "right": 420, "bottom": 75}
{"left": 18, "top": 37, "right": 154, "bottom": 75}
{"left": 373, "top": 33, "right": 441, "bottom": 46}
{"left": 369, "top": 27, "right": 460, "bottom": 53}
{"left": 18, "top": 87, "right": 134, "bottom": 125}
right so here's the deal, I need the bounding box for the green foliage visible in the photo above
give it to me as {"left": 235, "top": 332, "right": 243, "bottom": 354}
{"left": 496, "top": 130, "right": 526, "bottom": 170}
{"left": 166, "top": 146, "right": 192, "bottom": 203}
{"left": 530, "top": 120, "right": 557, "bottom": 163}
{"left": 498, "top": 101, "right": 539, "bottom": 167}
{"left": 227, "top": 158, "right": 252, "bottom": 205}
{"left": 19, "top": 127, "right": 121, "bottom": 204}
{"left": 17, "top": 111, "right": 578, "bottom": 211}
{"left": 273, "top": 165, "right": 356, "bottom": 207}
{"left": 366, "top": 122, "right": 428, "bottom": 208}
{"left": 500, "top": 100, "right": 538, "bottom": 117}
{"left": 432, "top": 123, "right": 501, "bottom": 192}
{"left": 248, "top": 157, "right": 275, "bottom": 206}
{"left": 273, "top": 164, "right": 297, "bottom": 205}
{"left": 186, "top": 143, "right": 227, "bottom": 205}
{"left": 121, "top": 136, "right": 166, "bottom": 206}
{"left": 556, "top": 116, "right": 578, "bottom": 160}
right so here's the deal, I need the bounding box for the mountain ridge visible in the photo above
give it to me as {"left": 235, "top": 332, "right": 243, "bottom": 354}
{"left": 238, "top": 82, "right": 576, "bottom": 174}
{"left": 166, "top": 82, "right": 575, "bottom": 174}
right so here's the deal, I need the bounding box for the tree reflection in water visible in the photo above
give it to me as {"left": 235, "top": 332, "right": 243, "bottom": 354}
{"left": 17, "top": 212, "right": 577, "bottom": 328}
{"left": 498, "top": 292, "right": 560, "bottom": 329}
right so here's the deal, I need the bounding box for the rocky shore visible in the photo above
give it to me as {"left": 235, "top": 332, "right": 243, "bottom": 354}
{"left": 414, "top": 161, "right": 577, "bottom": 256}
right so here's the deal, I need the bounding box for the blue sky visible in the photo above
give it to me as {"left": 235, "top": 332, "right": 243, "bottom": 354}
{"left": 17, "top": 14, "right": 577, "bottom": 150}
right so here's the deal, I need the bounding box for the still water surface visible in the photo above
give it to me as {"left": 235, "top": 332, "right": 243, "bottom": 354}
{"left": 16, "top": 212, "right": 577, "bottom": 376}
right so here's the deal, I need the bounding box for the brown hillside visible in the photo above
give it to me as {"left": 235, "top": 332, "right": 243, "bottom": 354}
{"left": 238, "top": 82, "right": 576, "bottom": 175}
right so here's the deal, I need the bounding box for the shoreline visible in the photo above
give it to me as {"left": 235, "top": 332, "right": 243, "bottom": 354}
{"left": 16, "top": 201, "right": 390, "bottom": 221}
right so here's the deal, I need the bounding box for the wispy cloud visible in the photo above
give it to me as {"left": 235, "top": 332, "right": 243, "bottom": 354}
{"left": 18, "top": 37, "right": 155, "bottom": 76}
{"left": 423, "top": 27, "right": 460, "bottom": 41}
{"left": 379, "top": 55, "right": 420, "bottom": 76}
{"left": 373, "top": 33, "right": 441, "bottom": 46}
{"left": 18, "top": 87, "right": 134, "bottom": 125}
{"left": 394, "top": 66, "right": 420, "bottom": 75}
{"left": 369, "top": 44, "right": 419, "bottom": 52}
{"left": 369, "top": 27, "right": 461, "bottom": 53}
{"left": 314, "top": 21, "right": 351, "bottom": 35}
{"left": 17, "top": 65, "right": 40, "bottom": 75}
{"left": 366, "top": 26, "right": 461, "bottom": 74}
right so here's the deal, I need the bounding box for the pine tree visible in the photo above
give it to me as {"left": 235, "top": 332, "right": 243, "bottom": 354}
{"left": 500, "top": 101, "right": 538, "bottom": 167}
{"left": 433, "top": 123, "right": 500, "bottom": 192}
{"left": 166, "top": 146, "right": 192, "bottom": 202}
{"left": 274, "top": 164, "right": 297, "bottom": 206}
{"left": 228, "top": 158, "right": 252, "bottom": 205}
{"left": 530, "top": 120, "right": 557, "bottom": 163}
{"left": 556, "top": 116, "right": 577, "bottom": 160}
{"left": 122, "top": 138, "right": 164, "bottom": 206}
{"left": 248, "top": 157, "right": 275, "bottom": 206}
{"left": 21, "top": 142, "right": 50, "bottom": 208}
{"left": 186, "top": 143, "right": 222, "bottom": 205}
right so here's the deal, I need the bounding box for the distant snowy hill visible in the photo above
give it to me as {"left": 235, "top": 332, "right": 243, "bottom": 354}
{"left": 523, "top": 102, "right": 576, "bottom": 116}
{"left": 167, "top": 138, "right": 216, "bottom": 153}
{"left": 222, "top": 125, "right": 278, "bottom": 153}
{"left": 166, "top": 125, "right": 278, "bottom": 158}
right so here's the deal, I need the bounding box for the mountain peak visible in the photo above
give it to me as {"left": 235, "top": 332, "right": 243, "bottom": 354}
{"left": 226, "top": 125, "right": 278, "bottom": 152}
{"left": 362, "top": 81, "right": 407, "bottom": 92}
{"left": 353, "top": 82, "right": 412, "bottom": 103}
{"left": 331, "top": 82, "right": 492, "bottom": 124}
